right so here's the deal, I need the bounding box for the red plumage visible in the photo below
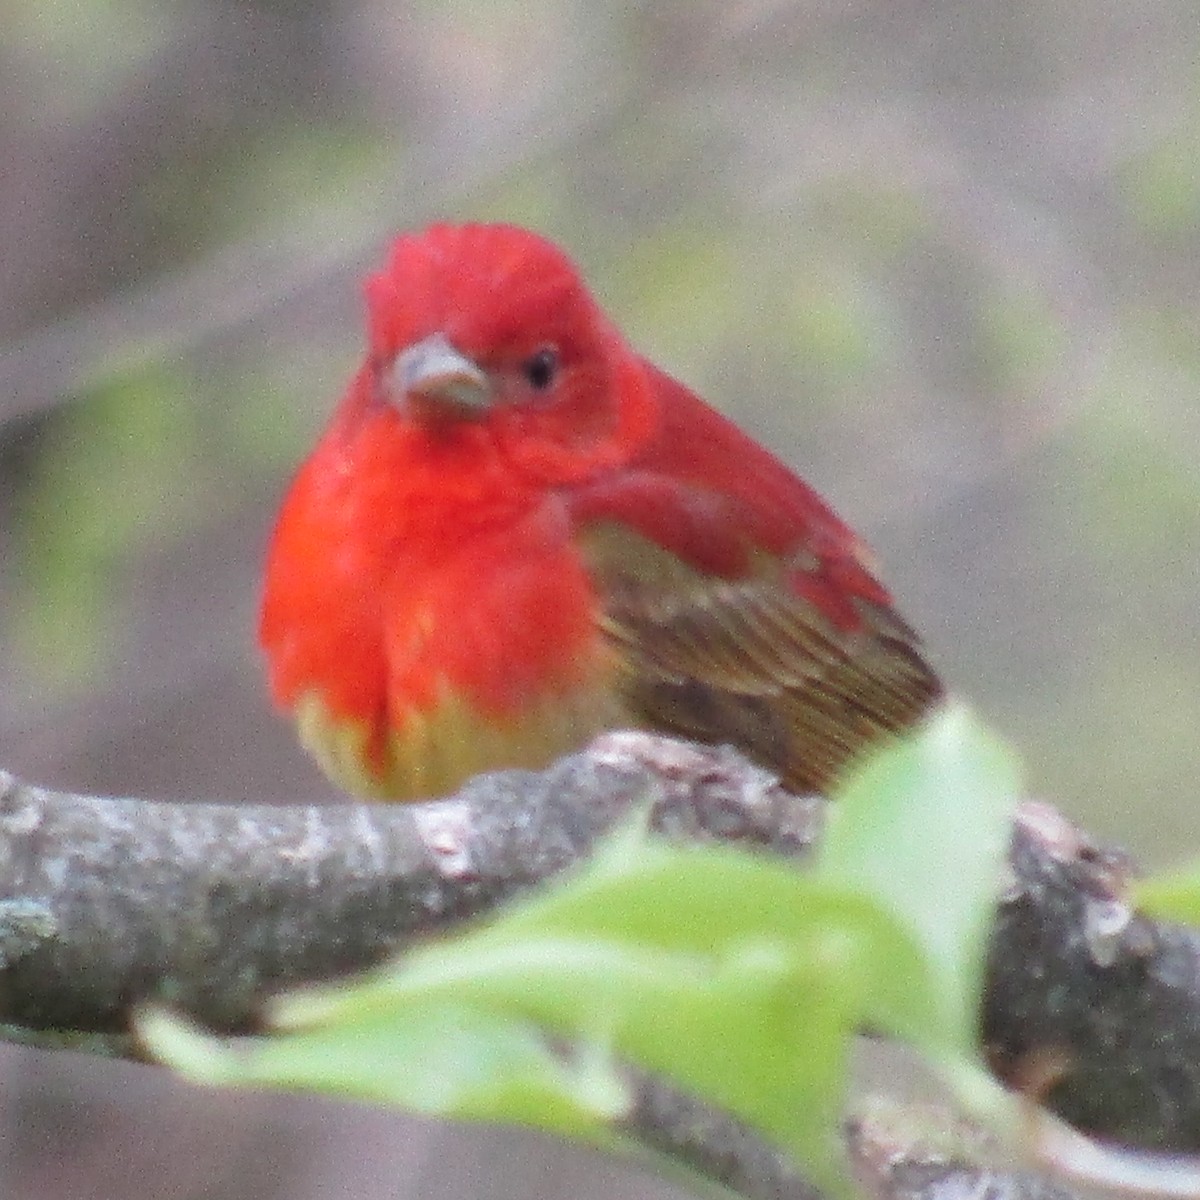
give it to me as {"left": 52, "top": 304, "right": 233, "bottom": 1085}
{"left": 260, "top": 223, "right": 940, "bottom": 800}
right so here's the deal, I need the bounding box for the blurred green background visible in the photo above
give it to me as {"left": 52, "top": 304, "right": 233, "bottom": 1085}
{"left": 1, "top": 3, "right": 1198, "bottom": 1198}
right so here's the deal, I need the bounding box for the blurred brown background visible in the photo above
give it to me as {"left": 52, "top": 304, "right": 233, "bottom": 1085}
{"left": 2, "top": 2, "right": 1198, "bottom": 1197}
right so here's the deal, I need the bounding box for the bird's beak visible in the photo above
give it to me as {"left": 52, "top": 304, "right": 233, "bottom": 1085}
{"left": 388, "top": 333, "right": 491, "bottom": 418}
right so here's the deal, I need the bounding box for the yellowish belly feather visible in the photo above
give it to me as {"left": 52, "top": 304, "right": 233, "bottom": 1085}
{"left": 294, "top": 679, "right": 625, "bottom": 802}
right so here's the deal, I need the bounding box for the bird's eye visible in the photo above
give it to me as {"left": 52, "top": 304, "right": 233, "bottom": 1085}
{"left": 521, "top": 347, "right": 558, "bottom": 391}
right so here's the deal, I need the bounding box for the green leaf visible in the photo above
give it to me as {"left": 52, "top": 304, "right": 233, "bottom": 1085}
{"left": 146, "top": 708, "right": 1025, "bottom": 1195}
{"left": 149, "top": 828, "right": 927, "bottom": 1197}
{"left": 138, "top": 1000, "right": 630, "bottom": 1143}
{"left": 1134, "top": 865, "right": 1200, "bottom": 926}
{"left": 276, "top": 931, "right": 878, "bottom": 1196}
{"left": 819, "top": 704, "right": 1021, "bottom": 1057}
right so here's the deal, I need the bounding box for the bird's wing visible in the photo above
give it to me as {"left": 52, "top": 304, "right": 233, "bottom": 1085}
{"left": 580, "top": 513, "right": 936, "bottom": 787}
{"left": 596, "top": 546, "right": 940, "bottom": 794}
{"left": 572, "top": 357, "right": 942, "bottom": 794}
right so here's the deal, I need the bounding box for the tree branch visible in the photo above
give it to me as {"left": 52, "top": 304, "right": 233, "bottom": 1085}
{"left": 0, "top": 731, "right": 1193, "bottom": 1200}
{"left": 984, "top": 801, "right": 1200, "bottom": 1149}
{"left": 0, "top": 734, "right": 817, "bottom": 1033}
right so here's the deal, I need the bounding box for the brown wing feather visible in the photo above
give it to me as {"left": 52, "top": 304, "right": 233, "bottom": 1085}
{"left": 590, "top": 527, "right": 942, "bottom": 794}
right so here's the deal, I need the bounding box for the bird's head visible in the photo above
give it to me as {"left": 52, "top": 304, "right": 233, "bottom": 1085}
{"left": 362, "top": 223, "right": 656, "bottom": 482}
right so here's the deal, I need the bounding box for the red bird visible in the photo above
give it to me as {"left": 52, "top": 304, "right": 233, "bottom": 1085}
{"left": 260, "top": 223, "right": 941, "bottom": 801}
